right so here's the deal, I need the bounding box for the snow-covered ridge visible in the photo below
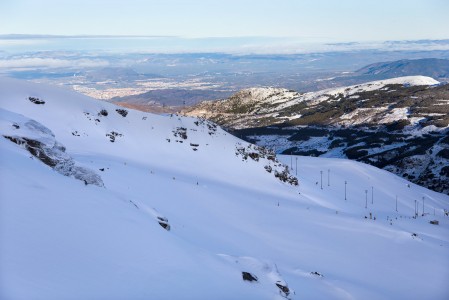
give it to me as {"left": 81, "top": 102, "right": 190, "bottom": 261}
{"left": 245, "top": 76, "right": 440, "bottom": 107}
{"left": 372, "top": 75, "right": 440, "bottom": 86}
{"left": 209, "top": 76, "right": 438, "bottom": 106}
{"left": 231, "top": 87, "right": 301, "bottom": 104}
{"left": 184, "top": 75, "right": 442, "bottom": 129}
{"left": 303, "top": 75, "right": 440, "bottom": 105}
{"left": 1, "top": 77, "right": 449, "bottom": 300}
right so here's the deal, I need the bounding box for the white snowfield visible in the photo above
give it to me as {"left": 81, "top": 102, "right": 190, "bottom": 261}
{"left": 302, "top": 75, "right": 440, "bottom": 106}
{"left": 320, "top": 75, "right": 440, "bottom": 95}
{"left": 273, "top": 75, "right": 439, "bottom": 108}
{"left": 0, "top": 77, "right": 448, "bottom": 300}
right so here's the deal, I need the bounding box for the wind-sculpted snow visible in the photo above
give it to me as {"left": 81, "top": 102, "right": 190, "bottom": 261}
{"left": 1, "top": 109, "right": 104, "bottom": 187}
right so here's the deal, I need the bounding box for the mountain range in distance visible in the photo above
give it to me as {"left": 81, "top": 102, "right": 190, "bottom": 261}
{"left": 109, "top": 58, "right": 449, "bottom": 112}
{"left": 3, "top": 45, "right": 449, "bottom": 112}
{"left": 356, "top": 58, "right": 449, "bottom": 79}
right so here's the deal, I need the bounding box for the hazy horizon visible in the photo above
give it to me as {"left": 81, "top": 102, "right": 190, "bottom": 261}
{"left": 2, "top": 35, "right": 449, "bottom": 55}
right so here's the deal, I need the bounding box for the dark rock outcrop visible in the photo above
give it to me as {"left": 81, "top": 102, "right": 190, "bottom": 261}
{"left": 242, "top": 272, "right": 258, "bottom": 282}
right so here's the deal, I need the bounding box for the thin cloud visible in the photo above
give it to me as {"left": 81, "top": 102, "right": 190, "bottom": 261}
{"left": 0, "top": 58, "right": 109, "bottom": 69}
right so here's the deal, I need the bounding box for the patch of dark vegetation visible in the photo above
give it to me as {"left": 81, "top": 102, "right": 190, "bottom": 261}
{"left": 310, "top": 271, "right": 324, "bottom": 277}
{"left": 235, "top": 144, "right": 297, "bottom": 185}
{"left": 385, "top": 119, "right": 410, "bottom": 131}
{"left": 274, "top": 166, "right": 299, "bottom": 186}
{"left": 28, "top": 96, "right": 45, "bottom": 105}
{"left": 290, "top": 127, "right": 329, "bottom": 138}
{"left": 437, "top": 148, "right": 449, "bottom": 159}
{"left": 282, "top": 148, "right": 325, "bottom": 157}
{"left": 440, "top": 166, "right": 449, "bottom": 177}
{"left": 115, "top": 108, "right": 128, "bottom": 117}
{"left": 207, "top": 122, "right": 217, "bottom": 133}
{"left": 441, "top": 135, "right": 449, "bottom": 145}
{"left": 235, "top": 144, "right": 275, "bottom": 162}
{"left": 333, "top": 128, "right": 372, "bottom": 139}
{"left": 106, "top": 131, "right": 123, "bottom": 142}
{"left": 193, "top": 118, "right": 218, "bottom": 135}
{"left": 288, "top": 109, "right": 342, "bottom": 126}
{"left": 173, "top": 127, "right": 188, "bottom": 139}
{"left": 329, "top": 138, "right": 345, "bottom": 149}
{"left": 281, "top": 147, "right": 298, "bottom": 155}
{"left": 242, "top": 272, "right": 258, "bottom": 282}
{"left": 345, "top": 147, "right": 369, "bottom": 159}
{"left": 230, "top": 125, "right": 296, "bottom": 141}
{"left": 98, "top": 109, "right": 108, "bottom": 116}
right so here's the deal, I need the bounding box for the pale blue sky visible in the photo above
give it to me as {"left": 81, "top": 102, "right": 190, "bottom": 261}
{"left": 0, "top": 0, "right": 448, "bottom": 41}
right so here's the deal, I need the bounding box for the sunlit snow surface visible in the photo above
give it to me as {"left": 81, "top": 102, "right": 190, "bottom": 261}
{"left": 0, "top": 77, "right": 448, "bottom": 300}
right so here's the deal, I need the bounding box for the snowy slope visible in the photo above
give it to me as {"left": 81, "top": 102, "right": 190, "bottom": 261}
{"left": 306, "top": 75, "right": 440, "bottom": 102}
{"left": 1, "top": 77, "right": 449, "bottom": 300}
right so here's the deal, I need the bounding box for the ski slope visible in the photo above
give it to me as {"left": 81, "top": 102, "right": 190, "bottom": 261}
{"left": 0, "top": 77, "right": 448, "bottom": 300}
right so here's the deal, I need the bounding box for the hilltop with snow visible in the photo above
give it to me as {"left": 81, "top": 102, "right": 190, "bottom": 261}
{"left": 1, "top": 77, "right": 449, "bottom": 299}
{"left": 183, "top": 76, "right": 441, "bottom": 129}
{"left": 183, "top": 76, "right": 449, "bottom": 194}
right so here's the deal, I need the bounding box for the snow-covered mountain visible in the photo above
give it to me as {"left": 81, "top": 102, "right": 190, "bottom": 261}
{"left": 356, "top": 58, "right": 449, "bottom": 80}
{"left": 183, "top": 76, "right": 449, "bottom": 194}
{"left": 183, "top": 76, "right": 441, "bottom": 129}
{"left": 1, "top": 77, "right": 449, "bottom": 300}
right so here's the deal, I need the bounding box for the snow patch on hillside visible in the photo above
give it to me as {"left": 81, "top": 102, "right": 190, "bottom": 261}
{"left": 303, "top": 76, "right": 440, "bottom": 105}
{"left": 378, "top": 107, "right": 409, "bottom": 124}
{"left": 339, "top": 107, "right": 387, "bottom": 125}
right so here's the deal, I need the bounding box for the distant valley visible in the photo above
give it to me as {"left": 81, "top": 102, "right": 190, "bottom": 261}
{"left": 110, "top": 58, "right": 449, "bottom": 113}
{"left": 109, "top": 58, "right": 449, "bottom": 112}
{"left": 3, "top": 43, "right": 449, "bottom": 112}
